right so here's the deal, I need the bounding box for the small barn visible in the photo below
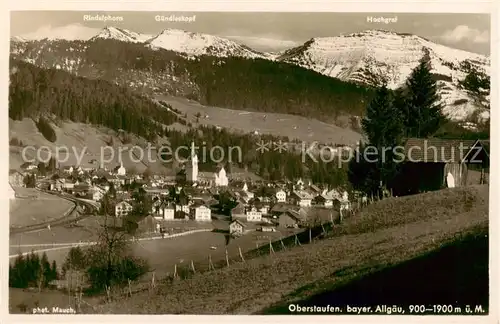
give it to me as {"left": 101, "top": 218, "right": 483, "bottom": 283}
{"left": 392, "top": 138, "right": 490, "bottom": 196}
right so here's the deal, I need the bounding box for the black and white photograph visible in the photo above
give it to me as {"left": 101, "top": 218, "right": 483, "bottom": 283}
{"left": 7, "top": 6, "right": 493, "bottom": 317}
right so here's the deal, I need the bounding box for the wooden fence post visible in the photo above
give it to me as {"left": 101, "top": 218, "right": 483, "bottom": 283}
{"left": 309, "top": 227, "right": 312, "bottom": 243}
{"left": 208, "top": 254, "right": 215, "bottom": 271}
{"left": 105, "top": 285, "right": 111, "bottom": 303}
{"left": 128, "top": 279, "right": 132, "bottom": 297}
{"left": 238, "top": 247, "right": 245, "bottom": 263}
{"left": 173, "top": 264, "right": 178, "bottom": 279}
{"left": 295, "top": 234, "right": 301, "bottom": 246}
{"left": 280, "top": 237, "right": 286, "bottom": 250}
{"left": 191, "top": 260, "right": 196, "bottom": 274}
{"left": 225, "top": 249, "right": 230, "bottom": 267}
{"left": 269, "top": 239, "right": 275, "bottom": 254}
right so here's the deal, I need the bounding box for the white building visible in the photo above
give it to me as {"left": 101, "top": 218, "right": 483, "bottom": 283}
{"left": 192, "top": 205, "right": 211, "bottom": 221}
{"left": 291, "top": 191, "right": 313, "bottom": 207}
{"left": 154, "top": 202, "right": 175, "bottom": 221}
{"left": 276, "top": 189, "right": 287, "bottom": 203}
{"left": 245, "top": 206, "right": 262, "bottom": 222}
{"left": 214, "top": 166, "right": 228, "bottom": 186}
{"left": 117, "top": 162, "right": 126, "bottom": 176}
{"left": 115, "top": 201, "right": 133, "bottom": 218}
{"left": 92, "top": 185, "right": 106, "bottom": 201}
{"left": 175, "top": 204, "right": 190, "bottom": 214}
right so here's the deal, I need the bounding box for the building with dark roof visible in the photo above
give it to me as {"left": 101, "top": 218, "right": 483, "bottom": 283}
{"left": 392, "top": 138, "right": 489, "bottom": 196}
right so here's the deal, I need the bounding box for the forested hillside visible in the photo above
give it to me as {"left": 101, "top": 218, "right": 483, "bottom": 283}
{"left": 11, "top": 39, "right": 375, "bottom": 120}
{"left": 9, "top": 59, "right": 178, "bottom": 141}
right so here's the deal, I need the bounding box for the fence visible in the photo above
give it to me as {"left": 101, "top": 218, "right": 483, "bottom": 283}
{"left": 64, "top": 193, "right": 390, "bottom": 312}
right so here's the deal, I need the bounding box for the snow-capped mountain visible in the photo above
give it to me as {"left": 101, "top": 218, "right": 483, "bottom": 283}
{"left": 90, "top": 26, "right": 153, "bottom": 43}
{"left": 146, "top": 29, "right": 265, "bottom": 59}
{"left": 10, "top": 27, "right": 490, "bottom": 122}
{"left": 278, "top": 29, "right": 490, "bottom": 121}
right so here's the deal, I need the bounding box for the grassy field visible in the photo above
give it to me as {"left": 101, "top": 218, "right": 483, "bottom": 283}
{"left": 8, "top": 185, "right": 488, "bottom": 314}
{"left": 88, "top": 185, "right": 488, "bottom": 314}
{"left": 158, "top": 96, "right": 363, "bottom": 145}
{"left": 131, "top": 228, "right": 299, "bottom": 279}
{"left": 9, "top": 118, "right": 165, "bottom": 174}
{"left": 9, "top": 190, "right": 75, "bottom": 228}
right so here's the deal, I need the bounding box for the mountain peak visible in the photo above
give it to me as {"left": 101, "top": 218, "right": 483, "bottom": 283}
{"left": 91, "top": 26, "right": 153, "bottom": 43}
{"left": 146, "top": 29, "right": 264, "bottom": 58}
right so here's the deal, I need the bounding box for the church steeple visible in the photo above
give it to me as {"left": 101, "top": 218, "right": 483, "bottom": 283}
{"left": 190, "top": 141, "right": 198, "bottom": 162}
{"left": 186, "top": 141, "right": 198, "bottom": 182}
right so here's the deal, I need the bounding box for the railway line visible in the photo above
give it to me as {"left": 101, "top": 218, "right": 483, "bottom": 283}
{"left": 10, "top": 190, "right": 99, "bottom": 235}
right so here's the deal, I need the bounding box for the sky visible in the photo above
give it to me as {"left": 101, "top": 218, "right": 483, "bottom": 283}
{"left": 10, "top": 11, "right": 491, "bottom": 55}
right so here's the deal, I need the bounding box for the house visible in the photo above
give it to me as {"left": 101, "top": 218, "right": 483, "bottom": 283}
{"left": 245, "top": 206, "right": 262, "bottom": 222}
{"left": 230, "top": 202, "right": 246, "bottom": 220}
{"left": 275, "top": 189, "right": 287, "bottom": 203}
{"left": 72, "top": 183, "right": 91, "bottom": 197}
{"left": 392, "top": 138, "right": 490, "bottom": 196}
{"left": 175, "top": 204, "right": 191, "bottom": 215}
{"left": 191, "top": 204, "right": 211, "bottom": 221}
{"left": 9, "top": 170, "right": 24, "bottom": 187}
{"left": 115, "top": 201, "right": 133, "bottom": 218}
{"left": 290, "top": 191, "right": 313, "bottom": 207}
{"left": 92, "top": 185, "right": 106, "bottom": 201}
{"left": 278, "top": 211, "right": 300, "bottom": 228}
{"left": 229, "top": 220, "right": 245, "bottom": 236}
{"left": 214, "top": 166, "right": 229, "bottom": 186}
{"left": 153, "top": 201, "right": 175, "bottom": 221}
{"left": 313, "top": 192, "right": 334, "bottom": 208}
{"left": 161, "top": 202, "right": 175, "bottom": 220}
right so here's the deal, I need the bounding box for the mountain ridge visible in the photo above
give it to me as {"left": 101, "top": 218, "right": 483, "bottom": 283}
{"left": 10, "top": 26, "right": 490, "bottom": 123}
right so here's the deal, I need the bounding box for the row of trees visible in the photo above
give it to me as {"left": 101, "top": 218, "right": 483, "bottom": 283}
{"left": 9, "top": 252, "right": 58, "bottom": 289}
{"left": 348, "top": 58, "right": 447, "bottom": 195}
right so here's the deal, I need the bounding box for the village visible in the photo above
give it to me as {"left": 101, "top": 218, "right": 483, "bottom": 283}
{"left": 9, "top": 142, "right": 355, "bottom": 239}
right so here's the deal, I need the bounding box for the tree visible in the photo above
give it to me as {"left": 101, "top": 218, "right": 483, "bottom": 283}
{"left": 217, "top": 191, "right": 237, "bottom": 215}
{"left": 37, "top": 162, "right": 47, "bottom": 176}
{"left": 402, "top": 59, "right": 445, "bottom": 138}
{"left": 62, "top": 246, "right": 86, "bottom": 275}
{"left": 350, "top": 84, "right": 404, "bottom": 195}
{"left": 142, "top": 167, "right": 152, "bottom": 181}
{"left": 47, "top": 157, "right": 57, "bottom": 171}
{"left": 84, "top": 220, "right": 149, "bottom": 292}
{"left": 23, "top": 174, "right": 36, "bottom": 188}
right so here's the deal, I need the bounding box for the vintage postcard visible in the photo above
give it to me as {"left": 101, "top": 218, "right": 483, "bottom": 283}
{"left": 4, "top": 0, "right": 496, "bottom": 322}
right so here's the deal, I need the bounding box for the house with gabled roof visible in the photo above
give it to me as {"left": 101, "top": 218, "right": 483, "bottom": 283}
{"left": 229, "top": 219, "right": 246, "bottom": 236}
{"left": 289, "top": 190, "right": 313, "bottom": 207}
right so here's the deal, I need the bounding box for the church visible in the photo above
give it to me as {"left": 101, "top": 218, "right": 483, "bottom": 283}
{"left": 183, "top": 142, "right": 229, "bottom": 187}
{"left": 185, "top": 142, "right": 198, "bottom": 183}
{"left": 214, "top": 165, "right": 228, "bottom": 187}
